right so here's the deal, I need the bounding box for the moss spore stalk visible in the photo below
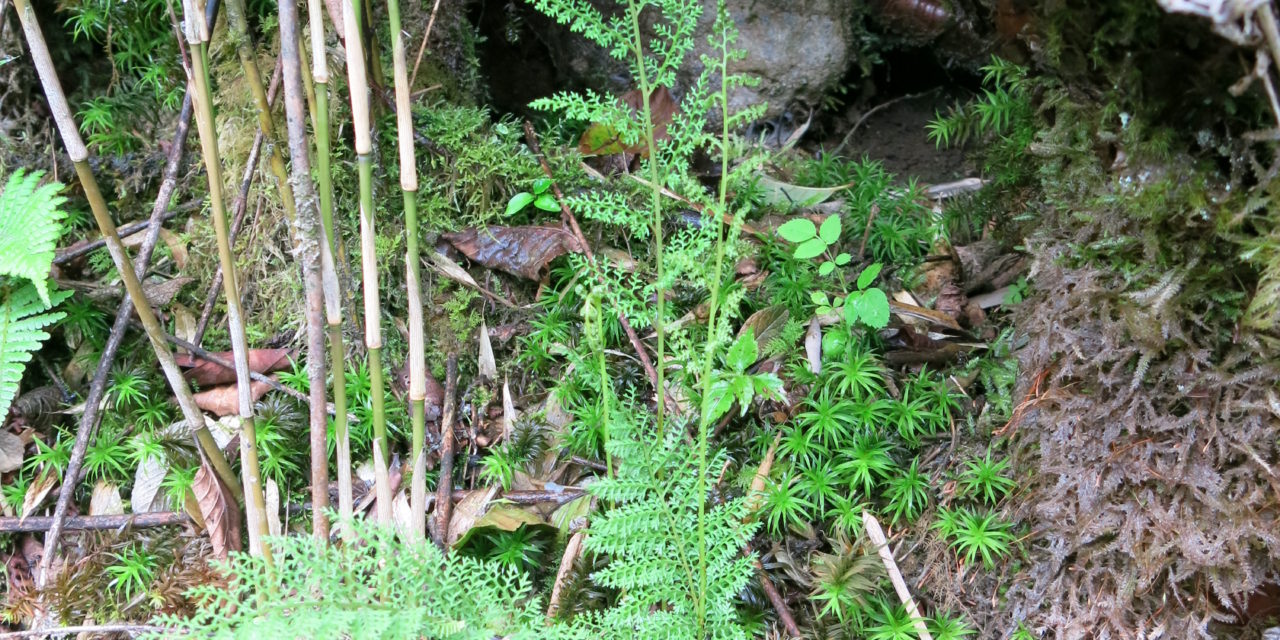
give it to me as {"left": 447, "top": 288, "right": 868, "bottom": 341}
{"left": 180, "top": 0, "right": 270, "bottom": 560}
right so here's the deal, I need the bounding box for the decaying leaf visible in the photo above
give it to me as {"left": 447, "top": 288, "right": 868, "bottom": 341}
{"left": 442, "top": 226, "right": 583, "bottom": 281}
{"left": 550, "top": 494, "right": 593, "bottom": 534}
{"left": 194, "top": 456, "right": 242, "bottom": 559}
{"left": 805, "top": 317, "right": 823, "bottom": 376}
{"left": 0, "top": 430, "right": 25, "bottom": 473}
{"left": 131, "top": 454, "right": 167, "bottom": 513}
{"left": 455, "top": 502, "right": 549, "bottom": 549}
{"left": 89, "top": 481, "right": 123, "bottom": 516}
{"left": 738, "top": 305, "right": 790, "bottom": 361}
{"left": 265, "top": 478, "right": 282, "bottom": 537}
{"left": 193, "top": 379, "right": 274, "bottom": 417}
{"left": 578, "top": 87, "right": 677, "bottom": 157}
{"left": 502, "top": 378, "right": 517, "bottom": 442}
{"left": 478, "top": 318, "right": 497, "bottom": 379}
{"left": 447, "top": 486, "right": 497, "bottom": 547}
{"left": 20, "top": 467, "right": 57, "bottom": 521}
{"left": 755, "top": 175, "right": 853, "bottom": 208}
{"left": 547, "top": 530, "right": 586, "bottom": 619}
{"left": 177, "top": 349, "right": 292, "bottom": 387}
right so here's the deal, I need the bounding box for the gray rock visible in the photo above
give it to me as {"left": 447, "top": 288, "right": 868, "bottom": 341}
{"left": 543, "top": 0, "right": 855, "bottom": 120}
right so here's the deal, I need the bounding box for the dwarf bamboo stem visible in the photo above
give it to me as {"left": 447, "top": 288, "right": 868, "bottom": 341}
{"left": 182, "top": 0, "right": 270, "bottom": 560}
{"left": 307, "top": 0, "right": 353, "bottom": 536}
{"left": 279, "top": 0, "right": 330, "bottom": 541}
{"left": 343, "top": 0, "right": 391, "bottom": 525}
{"left": 224, "top": 0, "right": 298, "bottom": 225}
{"left": 11, "top": 0, "right": 239, "bottom": 495}
{"left": 388, "top": 0, "right": 427, "bottom": 538}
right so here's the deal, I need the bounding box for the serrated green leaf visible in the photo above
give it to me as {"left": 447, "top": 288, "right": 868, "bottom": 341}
{"left": 794, "top": 238, "right": 828, "bottom": 260}
{"left": 1, "top": 284, "right": 69, "bottom": 422}
{"left": 0, "top": 169, "right": 66, "bottom": 306}
{"left": 533, "top": 193, "right": 560, "bottom": 212}
{"left": 818, "top": 214, "right": 841, "bottom": 244}
{"left": 776, "top": 218, "right": 816, "bottom": 243}
{"left": 856, "top": 263, "right": 883, "bottom": 291}
{"left": 726, "top": 328, "right": 758, "bottom": 372}
{"left": 854, "top": 288, "right": 890, "bottom": 328}
{"left": 504, "top": 192, "right": 535, "bottom": 216}
{"left": 810, "top": 291, "right": 829, "bottom": 306}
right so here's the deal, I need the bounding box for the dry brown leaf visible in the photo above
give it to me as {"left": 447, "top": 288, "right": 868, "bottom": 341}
{"left": 442, "top": 226, "right": 583, "bottom": 281}
{"left": 478, "top": 318, "right": 497, "bottom": 379}
{"left": 265, "top": 478, "right": 282, "bottom": 537}
{"left": 547, "top": 530, "right": 586, "bottom": 619}
{"left": 502, "top": 378, "right": 517, "bottom": 442}
{"left": 804, "top": 318, "right": 823, "bottom": 376}
{"left": 193, "top": 378, "right": 274, "bottom": 417}
{"left": 89, "top": 481, "right": 123, "bottom": 516}
{"left": 578, "top": 87, "right": 677, "bottom": 157}
{"left": 171, "top": 303, "right": 198, "bottom": 346}
{"left": 20, "top": 468, "right": 57, "bottom": 521}
{"left": 447, "top": 486, "right": 496, "bottom": 547}
{"left": 738, "top": 305, "right": 790, "bottom": 362}
{"left": 177, "top": 349, "right": 292, "bottom": 387}
{"left": 131, "top": 455, "right": 167, "bottom": 513}
{"left": 0, "top": 431, "right": 25, "bottom": 473}
{"left": 194, "top": 456, "right": 242, "bottom": 559}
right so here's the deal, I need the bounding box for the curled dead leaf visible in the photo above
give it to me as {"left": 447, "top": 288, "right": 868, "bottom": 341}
{"left": 193, "top": 378, "right": 274, "bottom": 417}
{"left": 194, "top": 456, "right": 242, "bottom": 559}
{"left": 177, "top": 349, "right": 292, "bottom": 387}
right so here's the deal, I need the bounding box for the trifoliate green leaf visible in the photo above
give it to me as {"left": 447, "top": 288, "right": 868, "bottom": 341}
{"left": 777, "top": 218, "right": 816, "bottom": 243}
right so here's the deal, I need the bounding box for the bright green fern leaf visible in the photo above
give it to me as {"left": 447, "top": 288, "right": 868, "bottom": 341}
{"left": 0, "top": 284, "right": 69, "bottom": 422}
{"left": 0, "top": 169, "right": 66, "bottom": 306}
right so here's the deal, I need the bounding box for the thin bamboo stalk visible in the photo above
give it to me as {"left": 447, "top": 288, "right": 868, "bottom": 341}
{"left": 10, "top": 0, "right": 239, "bottom": 498}
{"left": 279, "top": 0, "right": 330, "bottom": 542}
{"left": 180, "top": 0, "right": 270, "bottom": 560}
{"left": 387, "top": 0, "right": 427, "bottom": 539}
{"left": 307, "top": 0, "right": 353, "bottom": 539}
{"left": 342, "top": 0, "right": 391, "bottom": 525}
{"left": 223, "top": 0, "right": 298, "bottom": 225}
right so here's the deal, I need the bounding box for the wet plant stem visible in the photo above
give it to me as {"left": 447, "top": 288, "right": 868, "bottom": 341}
{"left": 308, "top": 0, "right": 352, "bottom": 539}
{"left": 387, "top": 0, "right": 428, "bottom": 538}
{"left": 182, "top": 2, "right": 270, "bottom": 561}
{"left": 279, "top": 0, "right": 331, "bottom": 542}
{"left": 342, "top": 0, "right": 391, "bottom": 525}
{"left": 11, "top": 0, "right": 239, "bottom": 521}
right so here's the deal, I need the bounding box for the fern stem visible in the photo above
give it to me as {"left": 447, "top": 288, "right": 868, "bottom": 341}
{"left": 9, "top": 0, "right": 240, "bottom": 499}
{"left": 184, "top": 10, "right": 271, "bottom": 560}
{"left": 628, "top": 0, "right": 667, "bottom": 443}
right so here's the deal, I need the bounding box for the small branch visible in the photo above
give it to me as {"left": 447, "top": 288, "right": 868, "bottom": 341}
{"left": 863, "top": 510, "right": 934, "bottom": 640}
{"left": 408, "top": 0, "right": 443, "bottom": 89}
{"left": 522, "top": 121, "right": 674, "bottom": 413}
{"left": 746, "top": 548, "right": 801, "bottom": 638}
{"left": 833, "top": 89, "right": 935, "bottom": 156}
{"left": 53, "top": 204, "right": 197, "bottom": 265}
{"left": 0, "top": 512, "right": 190, "bottom": 534}
{"left": 857, "top": 202, "right": 879, "bottom": 261}
{"left": 433, "top": 355, "right": 458, "bottom": 550}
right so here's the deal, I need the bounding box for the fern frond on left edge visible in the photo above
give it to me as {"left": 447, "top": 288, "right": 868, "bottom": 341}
{"left": 0, "top": 169, "right": 69, "bottom": 422}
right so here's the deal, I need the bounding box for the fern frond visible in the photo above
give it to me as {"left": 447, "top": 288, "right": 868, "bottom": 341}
{"left": 0, "top": 284, "right": 70, "bottom": 422}
{"left": 0, "top": 169, "right": 66, "bottom": 306}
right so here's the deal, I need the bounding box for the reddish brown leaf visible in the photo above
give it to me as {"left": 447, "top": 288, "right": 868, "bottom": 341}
{"left": 194, "top": 457, "right": 242, "bottom": 559}
{"left": 177, "top": 349, "right": 293, "bottom": 387}
{"left": 442, "top": 226, "right": 583, "bottom": 281}
{"left": 578, "top": 87, "right": 678, "bottom": 157}
{"left": 193, "top": 379, "right": 274, "bottom": 417}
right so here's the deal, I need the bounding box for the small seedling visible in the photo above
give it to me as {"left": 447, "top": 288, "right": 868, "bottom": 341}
{"left": 777, "top": 214, "right": 849, "bottom": 276}
{"left": 505, "top": 178, "right": 560, "bottom": 216}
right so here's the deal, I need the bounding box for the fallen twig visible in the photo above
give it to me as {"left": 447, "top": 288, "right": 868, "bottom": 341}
{"left": 0, "top": 512, "right": 191, "bottom": 534}
{"left": 863, "top": 510, "right": 933, "bottom": 640}
{"left": 52, "top": 203, "right": 199, "bottom": 265}
{"left": 747, "top": 548, "right": 801, "bottom": 638}
{"left": 0, "top": 624, "right": 173, "bottom": 639}
{"left": 434, "top": 355, "right": 458, "bottom": 550}
{"left": 834, "top": 89, "right": 936, "bottom": 156}
{"left": 408, "top": 0, "right": 444, "bottom": 89}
